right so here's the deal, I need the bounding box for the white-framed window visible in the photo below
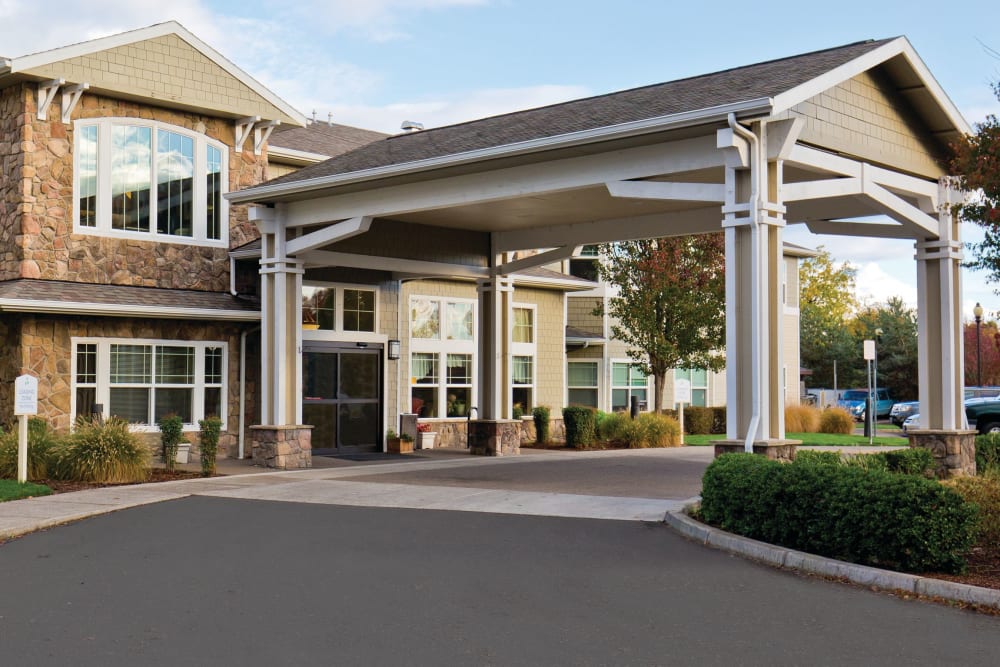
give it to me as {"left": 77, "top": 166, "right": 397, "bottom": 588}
{"left": 674, "top": 368, "right": 708, "bottom": 407}
{"left": 73, "top": 118, "right": 228, "bottom": 245}
{"left": 569, "top": 245, "right": 600, "bottom": 281}
{"left": 511, "top": 304, "right": 536, "bottom": 413}
{"left": 301, "top": 283, "right": 378, "bottom": 333}
{"left": 409, "top": 296, "right": 476, "bottom": 417}
{"left": 612, "top": 362, "right": 648, "bottom": 412}
{"left": 567, "top": 361, "right": 599, "bottom": 408}
{"left": 72, "top": 338, "right": 227, "bottom": 430}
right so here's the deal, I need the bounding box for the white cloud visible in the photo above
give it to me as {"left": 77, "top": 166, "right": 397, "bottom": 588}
{"left": 853, "top": 262, "right": 917, "bottom": 309}
{"left": 283, "top": 0, "right": 488, "bottom": 42}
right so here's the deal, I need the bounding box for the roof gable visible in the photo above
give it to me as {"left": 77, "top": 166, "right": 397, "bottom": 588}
{"left": 1, "top": 21, "right": 305, "bottom": 126}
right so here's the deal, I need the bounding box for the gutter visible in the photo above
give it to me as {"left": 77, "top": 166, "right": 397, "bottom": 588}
{"left": 267, "top": 145, "right": 331, "bottom": 166}
{"left": 0, "top": 299, "right": 260, "bottom": 321}
{"left": 227, "top": 97, "right": 774, "bottom": 204}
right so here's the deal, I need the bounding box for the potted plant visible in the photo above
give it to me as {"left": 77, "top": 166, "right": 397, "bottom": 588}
{"left": 416, "top": 422, "right": 437, "bottom": 449}
{"left": 387, "top": 429, "right": 414, "bottom": 454}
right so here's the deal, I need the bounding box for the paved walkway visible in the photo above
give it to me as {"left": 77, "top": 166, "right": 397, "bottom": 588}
{"left": 0, "top": 447, "right": 713, "bottom": 540}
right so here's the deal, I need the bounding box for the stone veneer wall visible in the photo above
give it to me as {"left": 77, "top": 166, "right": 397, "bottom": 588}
{"left": 1, "top": 85, "right": 27, "bottom": 276}
{"left": 6, "top": 87, "right": 265, "bottom": 286}
{"left": 5, "top": 313, "right": 251, "bottom": 458}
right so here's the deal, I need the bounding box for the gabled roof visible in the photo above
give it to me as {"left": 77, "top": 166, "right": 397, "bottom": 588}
{"left": 269, "top": 122, "right": 389, "bottom": 162}
{"left": 0, "top": 21, "right": 306, "bottom": 126}
{"left": 233, "top": 36, "right": 969, "bottom": 203}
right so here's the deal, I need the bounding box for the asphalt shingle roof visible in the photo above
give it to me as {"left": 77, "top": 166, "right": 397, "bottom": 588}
{"left": 265, "top": 39, "right": 892, "bottom": 187}
{"left": 269, "top": 122, "right": 389, "bottom": 158}
{"left": 0, "top": 280, "right": 260, "bottom": 315}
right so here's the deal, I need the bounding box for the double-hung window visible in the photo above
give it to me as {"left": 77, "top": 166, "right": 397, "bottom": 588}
{"left": 74, "top": 119, "right": 227, "bottom": 244}
{"left": 409, "top": 297, "right": 476, "bottom": 417}
{"left": 567, "top": 361, "right": 599, "bottom": 408}
{"left": 72, "top": 339, "right": 227, "bottom": 429}
{"left": 612, "top": 362, "right": 648, "bottom": 412}
{"left": 511, "top": 305, "right": 536, "bottom": 413}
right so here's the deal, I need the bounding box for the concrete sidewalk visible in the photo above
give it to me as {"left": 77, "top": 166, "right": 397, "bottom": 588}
{"left": 0, "top": 447, "right": 710, "bottom": 541}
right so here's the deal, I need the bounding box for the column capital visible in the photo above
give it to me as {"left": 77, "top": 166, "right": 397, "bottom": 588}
{"left": 914, "top": 239, "right": 963, "bottom": 262}
{"left": 259, "top": 257, "right": 305, "bottom": 275}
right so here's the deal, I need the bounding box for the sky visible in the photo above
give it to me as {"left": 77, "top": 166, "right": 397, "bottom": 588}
{"left": 2, "top": 0, "right": 1000, "bottom": 318}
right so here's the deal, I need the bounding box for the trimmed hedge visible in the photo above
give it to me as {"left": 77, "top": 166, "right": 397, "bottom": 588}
{"left": 700, "top": 453, "right": 978, "bottom": 574}
{"left": 532, "top": 406, "right": 551, "bottom": 444}
{"left": 563, "top": 407, "right": 597, "bottom": 449}
{"left": 684, "top": 407, "right": 714, "bottom": 435}
{"left": 976, "top": 433, "right": 1000, "bottom": 474}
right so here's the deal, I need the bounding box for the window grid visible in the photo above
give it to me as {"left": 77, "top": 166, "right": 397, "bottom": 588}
{"left": 612, "top": 362, "right": 648, "bottom": 412}
{"left": 567, "top": 361, "right": 599, "bottom": 408}
{"left": 409, "top": 296, "right": 477, "bottom": 418}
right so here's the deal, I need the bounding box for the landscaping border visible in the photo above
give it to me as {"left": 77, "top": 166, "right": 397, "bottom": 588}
{"left": 664, "top": 504, "right": 1000, "bottom": 610}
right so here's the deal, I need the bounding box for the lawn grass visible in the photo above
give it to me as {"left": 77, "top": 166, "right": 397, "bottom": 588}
{"left": 682, "top": 432, "right": 905, "bottom": 447}
{"left": 0, "top": 479, "right": 53, "bottom": 502}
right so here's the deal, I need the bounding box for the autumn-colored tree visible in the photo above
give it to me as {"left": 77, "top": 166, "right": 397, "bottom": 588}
{"left": 951, "top": 82, "right": 1000, "bottom": 284}
{"left": 798, "top": 248, "right": 859, "bottom": 389}
{"left": 964, "top": 319, "right": 1000, "bottom": 386}
{"left": 597, "top": 235, "right": 726, "bottom": 411}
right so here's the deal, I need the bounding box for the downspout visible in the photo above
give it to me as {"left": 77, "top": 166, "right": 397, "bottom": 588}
{"left": 230, "top": 256, "right": 237, "bottom": 296}
{"left": 239, "top": 325, "right": 260, "bottom": 459}
{"left": 728, "top": 113, "right": 761, "bottom": 454}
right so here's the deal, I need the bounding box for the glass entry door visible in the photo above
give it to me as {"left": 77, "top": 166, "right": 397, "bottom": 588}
{"left": 302, "top": 343, "right": 382, "bottom": 454}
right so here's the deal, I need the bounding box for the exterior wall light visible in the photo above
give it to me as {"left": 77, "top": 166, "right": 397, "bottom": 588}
{"left": 388, "top": 339, "right": 401, "bottom": 360}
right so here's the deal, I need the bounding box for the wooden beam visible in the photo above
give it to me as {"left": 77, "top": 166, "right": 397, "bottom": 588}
{"left": 286, "top": 216, "right": 372, "bottom": 255}
{"left": 863, "top": 182, "right": 939, "bottom": 239}
{"left": 496, "top": 245, "right": 580, "bottom": 275}
{"left": 299, "top": 250, "right": 489, "bottom": 279}
{"left": 605, "top": 180, "right": 725, "bottom": 203}
{"left": 804, "top": 220, "right": 914, "bottom": 239}
{"left": 783, "top": 177, "right": 862, "bottom": 202}
{"left": 494, "top": 208, "right": 720, "bottom": 252}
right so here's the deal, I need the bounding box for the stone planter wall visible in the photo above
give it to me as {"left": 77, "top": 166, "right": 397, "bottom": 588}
{"left": 251, "top": 425, "right": 312, "bottom": 469}
{"left": 518, "top": 416, "right": 566, "bottom": 445}
{"left": 468, "top": 420, "right": 521, "bottom": 457}
{"left": 907, "top": 429, "right": 977, "bottom": 477}
{"left": 712, "top": 440, "right": 799, "bottom": 462}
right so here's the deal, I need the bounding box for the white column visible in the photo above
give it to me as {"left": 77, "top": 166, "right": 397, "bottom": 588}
{"left": 253, "top": 205, "right": 305, "bottom": 426}
{"left": 721, "top": 122, "right": 787, "bottom": 450}
{"left": 476, "top": 276, "right": 513, "bottom": 420}
{"left": 915, "top": 178, "right": 965, "bottom": 431}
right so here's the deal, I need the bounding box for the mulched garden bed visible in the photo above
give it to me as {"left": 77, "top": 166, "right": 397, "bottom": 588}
{"left": 39, "top": 469, "right": 211, "bottom": 494}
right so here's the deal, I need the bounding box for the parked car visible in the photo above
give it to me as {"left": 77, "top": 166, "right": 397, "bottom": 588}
{"left": 838, "top": 388, "right": 894, "bottom": 421}
{"left": 890, "top": 401, "right": 919, "bottom": 427}
{"left": 902, "top": 412, "right": 920, "bottom": 434}
{"left": 965, "top": 397, "right": 1000, "bottom": 434}
{"left": 965, "top": 386, "right": 1000, "bottom": 400}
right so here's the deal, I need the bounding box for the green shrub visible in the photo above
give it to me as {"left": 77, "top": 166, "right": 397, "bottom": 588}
{"left": 563, "top": 406, "right": 597, "bottom": 449}
{"left": 819, "top": 407, "right": 854, "bottom": 434}
{"left": 883, "top": 447, "right": 935, "bottom": 477}
{"left": 597, "top": 411, "right": 630, "bottom": 443}
{"left": 684, "top": 406, "right": 714, "bottom": 435}
{"left": 793, "top": 450, "right": 841, "bottom": 466}
{"left": 700, "top": 453, "right": 978, "bottom": 574}
{"left": 785, "top": 405, "right": 821, "bottom": 433}
{"left": 52, "top": 417, "right": 149, "bottom": 483}
{"left": 660, "top": 408, "right": 678, "bottom": 421}
{"left": 842, "top": 451, "right": 889, "bottom": 473}
{"left": 975, "top": 433, "right": 1000, "bottom": 474}
{"left": 532, "top": 406, "right": 551, "bottom": 444}
{"left": 198, "top": 416, "right": 223, "bottom": 477}
{"left": 512, "top": 405, "right": 524, "bottom": 420}
{"left": 158, "top": 414, "right": 184, "bottom": 471}
{"left": 0, "top": 417, "right": 61, "bottom": 480}
{"left": 637, "top": 412, "right": 681, "bottom": 447}
{"left": 711, "top": 407, "right": 727, "bottom": 435}
{"left": 945, "top": 473, "right": 1000, "bottom": 550}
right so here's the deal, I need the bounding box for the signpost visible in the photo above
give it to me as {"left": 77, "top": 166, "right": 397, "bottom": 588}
{"left": 863, "top": 340, "right": 875, "bottom": 444}
{"left": 14, "top": 374, "right": 38, "bottom": 483}
{"left": 674, "top": 379, "right": 691, "bottom": 446}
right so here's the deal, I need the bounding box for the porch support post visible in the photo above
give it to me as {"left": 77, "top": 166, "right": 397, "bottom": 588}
{"left": 714, "top": 120, "right": 796, "bottom": 460}
{"left": 909, "top": 178, "right": 975, "bottom": 477}
{"left": 250, "top": 205, "right": 312, "bottom": 468}
{"left": 476, "top": 275, "right": 513, "bottom": 420}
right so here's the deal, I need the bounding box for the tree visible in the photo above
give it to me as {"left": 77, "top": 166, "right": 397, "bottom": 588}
{"left": 952, "top": 82, "right": 1000, "bottom": 285}
{"left": 596, "top": 235, "right": 726, "bottom": 412}
{"left": 964, "top": 318, "right": 1000, "bottom": 386}
{"left": 798, "top": 248, "right": 859, "bottom": 389}
{"left": 850, "top": 297, "right": 919, "bottom": 401}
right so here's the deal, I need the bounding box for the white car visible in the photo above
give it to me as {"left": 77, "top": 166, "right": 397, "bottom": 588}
{"left": 902, "top": 413, "right": 920, "bottom": 434}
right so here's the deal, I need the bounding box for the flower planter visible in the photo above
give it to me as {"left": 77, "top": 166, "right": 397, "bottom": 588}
{"left": 388, "top": 437, "right": 414, "bottom": 454}
{"left": 175, "top": 443, "right": 191, "bottom": 464}
{"left": 418, "top": 432, "right": 437, "bottom": 450}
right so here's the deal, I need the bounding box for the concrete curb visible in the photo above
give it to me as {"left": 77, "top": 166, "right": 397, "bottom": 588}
{"left": 663, "top": 506, "right": 1000, "bottom": 610}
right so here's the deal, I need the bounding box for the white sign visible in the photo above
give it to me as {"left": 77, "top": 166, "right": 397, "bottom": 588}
{"left": 14, "top": 374, "right": 38, "bottom": 416}
{"left": 675, "top": 379, "right": 692, "bottom": 405}
{"left": 863, "top": 339, "right": 875, "bottom": 361}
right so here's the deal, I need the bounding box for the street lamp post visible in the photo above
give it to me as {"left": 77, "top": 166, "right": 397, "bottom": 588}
{"left": 975, "top": 303, "right": 984, "bottom": 388}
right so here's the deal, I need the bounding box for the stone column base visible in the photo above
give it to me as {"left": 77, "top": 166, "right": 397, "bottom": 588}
{"left": 468, "top": 420, "right": 521, "bottom": 456}
{"left": 907, "top": 429, "right": 977, "bottom": 478}
{"left": 250, "top": 425, "right": 313, "bottom": 469}
{"left": 712, "top": 439, "right": 801, "bottom": 462}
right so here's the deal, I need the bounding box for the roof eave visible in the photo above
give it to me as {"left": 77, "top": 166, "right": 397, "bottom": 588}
{"left": 0, "top": 299, "right": 260, "bottom": 321}
{"left": 227, "top": 97, "right": 775, "bottom": 204}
